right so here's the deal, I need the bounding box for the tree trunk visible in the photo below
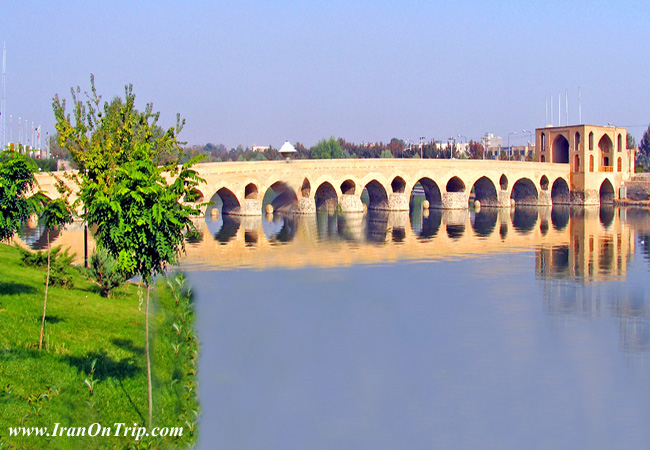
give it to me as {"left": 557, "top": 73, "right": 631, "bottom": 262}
{"left": 145, "top": 283, "right": 153, "bottom": 428}
{"left": 39, "top": 232, "right": 51, "bottom": 350}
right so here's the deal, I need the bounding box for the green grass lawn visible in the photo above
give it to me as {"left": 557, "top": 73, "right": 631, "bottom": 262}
{"left": 0, "top": 243, "right": 198, "bottom": 449}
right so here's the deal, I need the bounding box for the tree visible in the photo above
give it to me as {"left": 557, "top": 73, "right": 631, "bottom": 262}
{"left": 0, "top": 150, "right": 39, "bottom": 242}
{"left": 53, "top": 76, "right": 204, "bottom": 428}
{"left": 38, "top": 179, "right": 74, "bottom": 350}
{"left": 311, "top": 137, "right": 343, "bottom": 159}
{"left": 638, "top": 125, "right": 650, "bottom": 171}
{"left": 626, "top": 133, "right": 636, "bottom": 149}
{"left": 467, "top": 140, "right": 485, "bottom": 159}
{"left": 380, "top": 149, "right": 393, "bottom": 158}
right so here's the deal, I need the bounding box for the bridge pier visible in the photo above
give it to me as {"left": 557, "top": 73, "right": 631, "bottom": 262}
{"left": 387, "top": 193, "right": 410, "bottom": 211}
{"left": 228, "top": 199, "right": 262, "bottom": 216}
{"left": 441, "top": 192, "right": 469, "bottom": 209}
{"left": 538, "top": 191, "right": 552, "bottom": 206}
{"left": 498, "top": 190, "right": 512, "bottom": 208}
{"left": 295, "top": 197, "right": 316, "bottom": 214}
{"left": 339, "top": 194, "right": 365, "bottom": 213}
{"left": 570, "top": 189, "right": 600, "bottom": 206}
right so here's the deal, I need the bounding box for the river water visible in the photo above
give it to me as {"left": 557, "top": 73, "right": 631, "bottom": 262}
{"left": 185, "top": 204, "right": 650, "bottom": 450}
{"left": 19, "top": 203, "right": 650, "bottom": 449}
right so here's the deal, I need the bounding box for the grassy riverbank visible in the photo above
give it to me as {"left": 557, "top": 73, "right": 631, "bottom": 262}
{"left": 0, "top": 243, "right": 198, "bottom": 449}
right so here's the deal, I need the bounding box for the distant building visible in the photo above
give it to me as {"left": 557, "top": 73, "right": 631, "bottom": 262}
{"left": 251, "top": 145, "right": 269, "bottom": 152}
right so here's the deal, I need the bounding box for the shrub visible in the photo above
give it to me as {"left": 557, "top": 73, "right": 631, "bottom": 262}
{"left": 88, "top": 248, "right": 126, "bottom": 298}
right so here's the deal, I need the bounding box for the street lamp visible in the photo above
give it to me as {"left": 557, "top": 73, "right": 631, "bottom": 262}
{"left": 457, "top": 135, "right": 468, "bottom": 158}
{"left": 508, "top": 131, "right": 517, "bottom": 160}
{"left": 419, "top": 136, "right": 425, "bottom": 159}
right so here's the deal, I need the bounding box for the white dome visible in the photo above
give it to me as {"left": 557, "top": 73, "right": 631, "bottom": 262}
{"left": 279, "top": 141, "right": 296, "bottom": 153}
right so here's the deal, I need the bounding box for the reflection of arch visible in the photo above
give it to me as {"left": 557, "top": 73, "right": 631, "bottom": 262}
{"left": 499, "top": 174, "right": 508, "bottom": 190}
{"left": 245, "top": 183, "right": 259, "bottom": 200}
{"left": 472, "top": 176, "right": 498, "bottom": 206}
{"left": 512, "top": 207, "right": 538, "bottom": 234}
{"left": 552, "top": 135, "right": 569, "bottom": 163}
{"left": 415, "top": 209, "right": 442, "bottom": 240}
{"left": 471, "top": 209, "right": 497, "bottom": 237}
{"left": 315, "top": 182, "right": 338, "bottom": 212}
{"left": 551, "top": 178, "right": 570, "bottom": 204}
{"left": 214, "top": 215, "right": 240, "bottom": 243}
{"left": 341, "top": 179, "right": 356, "bottom": 195}
{"left": 301, "top": 178, "right": 311, "bottom": 198}
{"left": 551, "top": 206, "right": 570, "bottom": 231}
{"left": 446, "top": 223, "right": 465, "bottom": 240}
{"left": 413, "top": 178, "right": 442, "bottom": 209}
{"left": 216, "top": 187, "right": 241, "bottom": 215}
{"left": 391, "top": 176, "right": 406, "bottom": 194}
{"left": 599, "top": 206, "right": 615, "bottom": 228}
{"left": 266, "top": 181, "right": 298, "bottom": 213}
{"left": 446, "top": 176, "right": 465, "bottom": 192}
{"left": 540, "top": 175, "right": 549, "bottom": 191}
{"left": 363, "top": 180, "right": 389, "bottom": 210}
{"left": 510, "top": 178, "right": 538, "bottom": 206}
{"left": 599, "top": 179, "right": 615, "bottom": 204}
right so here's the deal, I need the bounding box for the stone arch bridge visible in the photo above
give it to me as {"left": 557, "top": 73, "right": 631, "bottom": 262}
{"left": 34, "top": 158, "right": 620, "bottom": 216}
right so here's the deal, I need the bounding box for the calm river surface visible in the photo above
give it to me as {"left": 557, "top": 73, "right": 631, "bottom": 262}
{"left": 19, "top": 203, "right": 650, "bottom": 449}
{"left": 184, "top": 204, "right": 650, "bottom": 450}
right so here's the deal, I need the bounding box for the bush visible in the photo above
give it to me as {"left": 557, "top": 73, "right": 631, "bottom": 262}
{"left": 88, "top": 248, "right": 126, "bottom": 298}
{"left": 15, "top": 244, "right": 76, "bottom": 288}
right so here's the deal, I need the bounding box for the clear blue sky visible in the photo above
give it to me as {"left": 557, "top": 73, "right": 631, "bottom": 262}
{"left": 1, "top": 0, "right": 649, "bottom": 148}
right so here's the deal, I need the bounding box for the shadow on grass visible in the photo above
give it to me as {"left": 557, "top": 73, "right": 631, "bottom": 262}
{"left": 111, "top": 338, "right": 145, "bottom": 356}
{"left": 64, "top": 351, "right": 141, "bottom": 381}
{"left": 0, "top": 282, "right": 37, "bottom": 296}
{"left": 44, "top": 315, "right": 65, "bottom": 324}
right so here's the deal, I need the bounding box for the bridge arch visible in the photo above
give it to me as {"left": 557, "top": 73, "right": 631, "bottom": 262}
{"left": 264, "top": 181, "right": 298, "bottom": 213}
{"left": 300, "top": 178, "right": 311, "bottom": 198}
{"left": 471, "top": 176, "right": 498, "bottom": 207}
{"left": 391, "top": 176, "right": 406, "bottom": 194}
{"left": 599, "top": 178, "right": 615, "bottom": 204}
{"left": 499, "top": 174, "right": 508, "bottom": 190}
{"left": 540, "top": 175, "right": 549, "bottom": 191}
{"left": 551, "top": 178, "right": 570, "bottom": 204}
{"left": 363, "top": 180, "right": 389, "bottom": 210}
{"left": 552, "top": 135, "right": 569, "bottom": 163}
{"left": 412, "top": 178, "right": 442, "bottom": 208}
{"left": 245, "top": 183, "right": 259, "bottom": 200}
{"left": 214, "top": 187, "right": 241, "bottom": 215}
{"left": 598, "top": 134, "right": 613, "bottom": 168}
{"left": 510, "top": 178, "right": 538, "bottom": 206}
{"left": 341, "top": 179, "right": 356, "bottom": 195}
{"left": 315, "top": 182, "right": 338, "bottom": 212}
{"left": 446, "top": 176, "right": 466, "bottom": 192}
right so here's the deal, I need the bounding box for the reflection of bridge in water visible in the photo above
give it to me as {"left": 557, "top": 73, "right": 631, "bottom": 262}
{"left": 15, "top": 206, "right": 650, "bottom": 352}
{"left": 21, "top": 203, "right": 638, "bottom": 279}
